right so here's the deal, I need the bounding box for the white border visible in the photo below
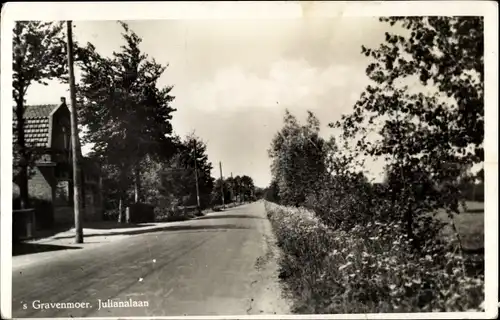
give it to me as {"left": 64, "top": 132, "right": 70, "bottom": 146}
{"left": 1, "top": 1, "right": 498, "bottom": 320}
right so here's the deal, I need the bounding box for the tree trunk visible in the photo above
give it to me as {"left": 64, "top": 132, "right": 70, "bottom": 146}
{"left": 134, "top": 165, "right": 141, "bottom": 203}
{"left": 16, "top": 100, "right": 30, "bottom": 210}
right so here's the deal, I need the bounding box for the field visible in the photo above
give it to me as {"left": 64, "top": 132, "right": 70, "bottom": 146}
{"left": 435, "top": 201, "right": 484, "bottom": 251}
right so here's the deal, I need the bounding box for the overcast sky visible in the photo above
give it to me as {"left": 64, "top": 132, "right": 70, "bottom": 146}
{"left": 25, "top": 18, "right": 393, "bottom": 188}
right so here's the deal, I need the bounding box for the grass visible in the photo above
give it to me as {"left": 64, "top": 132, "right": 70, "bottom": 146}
{"left": 435, "top": 201, "right": 484, "bottom": 251}
{"left": 462, "top": 201, "right": 485, "bottom": 213}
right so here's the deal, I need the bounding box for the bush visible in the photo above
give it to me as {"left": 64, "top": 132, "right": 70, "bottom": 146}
{"left": 153, "top": 206, "right": 196, "bottom": 222}
{"left": 128, "top": 203, "right": 155, "bottom": 223}
{"left": 265, "top": 201, "right": 484, "bottom": 313}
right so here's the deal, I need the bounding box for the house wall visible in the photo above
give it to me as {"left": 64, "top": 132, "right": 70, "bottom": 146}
{"left": 28, "top": 166, "right": 54, "bottom": 201}
{"left": 53, "top": 180, "right": 104, "bottom": 225}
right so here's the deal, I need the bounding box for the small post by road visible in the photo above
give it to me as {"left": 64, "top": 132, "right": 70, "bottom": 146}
{"left": 66, "top": 21, "right": 84, "bottom": 244}
{"left": 219, "top": 161, "right": 225, "bottom": 209}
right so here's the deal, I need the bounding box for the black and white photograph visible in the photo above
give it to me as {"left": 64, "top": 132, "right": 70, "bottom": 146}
{"left": 1, "top": 1, "right": 498, "bottom": 319}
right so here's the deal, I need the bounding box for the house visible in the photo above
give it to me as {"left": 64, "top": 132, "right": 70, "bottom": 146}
{"left": 13, "top": 98, "right": 103, "bottom": 228}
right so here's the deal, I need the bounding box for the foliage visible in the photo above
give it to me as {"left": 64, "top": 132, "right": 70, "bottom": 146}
{"left": 304, "top": 170, "right": 376, "bottom": 230}
{"left": 76, "top": 21, "right": 177, "bottom": 203}
{"left": 12, "top": 21, "right": 69, "bottom": 208}
{"left": 254, "top": 187, "right": 265, "bottom": 199}
{"left": 211, "top": 178, "right": 232, "bottom": 206}
{"left": 263, "top": 180, "right": 281, "bottom": 203}
{"left": 263, "top": 16, "right": 485, "bottom": 315}
{"left": 156, "top": 134, "right": 214, "bottom": 209}
{"left": 87, "top": 152, "right": 134, "bottom": 221}
{"left": 236, "top": 175, "right": 256, "bottom": 201}
{"left": 214, "top": 174, "right": 256, "bottom": 205}
{"left": 332, "top": 17, "right": 484, "bottom": 242}
{"left": 265, "top": 201, "right": 484, "bottom": 313}
{"left": 268, "top": 110, "right": 330, "bottom": 207}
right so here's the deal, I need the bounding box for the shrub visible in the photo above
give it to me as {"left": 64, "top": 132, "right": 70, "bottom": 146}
{"left": 153, "top": 206, "right": 196, "bottom": 222}
{"left": 265, "top": 201, "right": 484, "bottom": 314}
{"left": 128, "top": 203, "right": 155, "bottom": 223}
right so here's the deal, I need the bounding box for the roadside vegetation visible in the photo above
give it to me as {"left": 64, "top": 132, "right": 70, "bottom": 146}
{"left": 263, "top": 16, "right": 484, "bottom": 313}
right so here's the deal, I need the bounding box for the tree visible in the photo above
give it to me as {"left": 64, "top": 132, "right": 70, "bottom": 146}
{"left": 12, "top": 21, "right": 90, "bottom": 209}
{"left": 225, "top": 176, "right": 236, "bottom": 203}
{"left": 158, "top": 135, "right": 214, "bottom": 208}
{"left": 12, "top": 21, "right": 68, "bottom": 209}
{"left": 268, "top": 110, "right": 329, "bottom": 207}
{"left": 240, "top": 175, "right": 256, "bottom": 201}
{"left": 77, "top": 21, "right": 177, "bottom": 212}
{"left": 264, "top": 180, "right": 281, "bottom": 203}
{"left": 476, "top": 168, "right": 484, "bottom": 184}
{"left": 211, "top": 178, "right": 231, "bottom": 206}
{"left": 180, "top": 134, "right": 215, "bottom": 207}
{"left": 334, "top": 17, "right": 484, "bottom": 245}
{"left": 254, "top": 187, "right": 265, "bottom": 199}
{"left": 89, "top": 153, "right": 134, "bottom": 221}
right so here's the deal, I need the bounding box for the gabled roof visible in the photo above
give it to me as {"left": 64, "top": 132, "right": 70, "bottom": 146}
{"left": 13, "top": 103, "right": 68, "bottom": 148}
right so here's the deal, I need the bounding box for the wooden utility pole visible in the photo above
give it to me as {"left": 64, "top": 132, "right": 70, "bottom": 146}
{"left": 66, "top": 21, "right": 84, "bottom": 244}
{"left": 193, "top": 140, "right": 201, "bottom": 211}
{"left": 230, "top": 172, "right": 234, "bottom": 203}
{"left": 219, "top": 162, "right": 225, "bottom": 209}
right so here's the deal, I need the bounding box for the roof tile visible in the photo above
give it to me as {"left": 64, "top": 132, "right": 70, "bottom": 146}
{"left": 12, "top": 104, "right": 60, "bottom": 148}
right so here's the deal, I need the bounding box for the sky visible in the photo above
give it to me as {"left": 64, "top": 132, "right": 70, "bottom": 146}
{"left": 25, "top": 18, "right": 395, "bottom": 188}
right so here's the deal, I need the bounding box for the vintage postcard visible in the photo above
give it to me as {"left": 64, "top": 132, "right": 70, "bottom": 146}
{"left": 1, "top": 1, "right": 498, "bottom": 319}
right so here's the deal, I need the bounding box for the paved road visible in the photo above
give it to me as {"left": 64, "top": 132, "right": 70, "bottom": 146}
{"left": 12, "top": 202, "right": 290, "bottom": 318}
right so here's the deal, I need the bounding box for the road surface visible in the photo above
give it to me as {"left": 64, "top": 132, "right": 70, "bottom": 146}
{"left": 12, "top": 202, "right": 291, "bottom": 317}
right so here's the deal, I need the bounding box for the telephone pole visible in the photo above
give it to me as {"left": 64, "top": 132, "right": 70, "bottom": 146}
{"left": 193, "top": 140, "right": 201, "bottom": 213}
{"left": 219, "top": 162, "right": 225, "bottom": 209}
{"left": 230, "top": 172, "right": 234, "bottom": 203}
{"left": 66, "top": 21, "right": 84, "bottom": 244}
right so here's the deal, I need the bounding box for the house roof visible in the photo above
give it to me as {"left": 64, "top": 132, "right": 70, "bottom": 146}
{"left": 13, "top": 103, "right": 64, "bottom": 148}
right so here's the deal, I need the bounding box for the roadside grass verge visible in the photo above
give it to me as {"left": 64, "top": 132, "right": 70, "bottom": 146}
{"left": 264, "top": 201, "right": 484, "bottom": 314}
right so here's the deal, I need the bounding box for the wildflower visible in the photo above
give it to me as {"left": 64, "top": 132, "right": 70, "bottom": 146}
{"left": 389, "top": 284, "right": 397, "bottom": 291}
{"left": 412, "top": 278, "right": 422, "bottom": 285}
{"left": 338, "top": 261, "right": 352, "bottom": 271}
{"left": 425, "top": 255, "right": 433, "bottom": 261}
{"left": 369, "top": 236, "right": 379, "bottom": 240}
